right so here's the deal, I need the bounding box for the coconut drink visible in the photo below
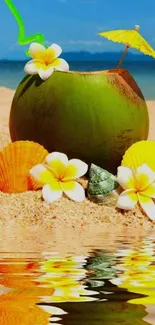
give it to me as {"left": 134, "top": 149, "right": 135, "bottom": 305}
{"left": 9, "top": 43, "right": 149, "bottom": 174}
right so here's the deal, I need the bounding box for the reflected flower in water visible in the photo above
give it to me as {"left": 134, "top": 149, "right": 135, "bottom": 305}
{"left": 0, "top": 254, "right": 99, "bottom": 325}
{"left": 40, "top": 276, "right": 99, "bottom": 303}
{"left": 38, "top": 255, "right": 99, "bottom": 303}
{"left": 110, "top": 240, "right": 155, "bottom": 304}
{"left": 113, "top": 247, "right": 155, "bottom": 270}
{"left": 41, "top": 256, "right": 87, "bottom": 269}
{"left": 40, "top": 256, "right": 87, "bottom": 280}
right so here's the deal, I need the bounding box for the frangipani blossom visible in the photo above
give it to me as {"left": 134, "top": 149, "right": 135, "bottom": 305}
{"left": 116, "top": 164, "right": 155, "bottom": 221}
{"left": 24, "top": 43, "right": 69, "bottom": 80}
{"left": 30, "top": 152, "right": 88, "bottom": 203}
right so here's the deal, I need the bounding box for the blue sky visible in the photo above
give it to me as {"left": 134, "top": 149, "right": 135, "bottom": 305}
{"left": 1, "top": 0, "right": 155, "bottom": 59}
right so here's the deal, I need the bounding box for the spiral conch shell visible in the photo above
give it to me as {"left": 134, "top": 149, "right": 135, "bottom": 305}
{"left": 87, "top": 164, "right": 120, "bottom": 206}
{"left": 0, "top": 141, "right": 48, "bottom": 193}
{"left": 121, "top": 140, "right": 155, "bottom": 171}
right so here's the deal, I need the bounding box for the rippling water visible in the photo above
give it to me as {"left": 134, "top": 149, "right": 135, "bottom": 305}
{"left": 1, "top": 235, "right": 155, "bottom": 324}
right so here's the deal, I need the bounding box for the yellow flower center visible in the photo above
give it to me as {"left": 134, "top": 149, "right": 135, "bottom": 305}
{"left": 42, "top": 48, "right": 56, "bottom": 65}
{"left": 134, "top": 173, "right": 150, "bottom": 192}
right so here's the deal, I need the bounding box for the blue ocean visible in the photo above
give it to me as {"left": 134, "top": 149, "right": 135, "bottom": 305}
{"left": 0, "top": 60, "right": 155, "bottom": 99}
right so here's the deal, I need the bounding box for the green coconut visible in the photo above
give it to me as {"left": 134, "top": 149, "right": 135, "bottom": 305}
{"left": 9, "top": 68, "right": 149, "bottom": 173}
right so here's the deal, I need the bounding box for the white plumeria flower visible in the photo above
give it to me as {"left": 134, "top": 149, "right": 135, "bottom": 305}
{"left": 30, "top": 152, "right": 88, "bottom": 203}
{"left": 24, "top": 43, "right": 69, "bottom": 80}
{"left": 116, "top": 163, "right": 155, "bottom": 221}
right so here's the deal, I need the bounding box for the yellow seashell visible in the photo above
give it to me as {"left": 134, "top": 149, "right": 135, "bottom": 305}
{"left": 121, "top": 140, "right": 155, "bottom": 171}
{"left": 0, "top": 141, "right": 48, "bottom": 193}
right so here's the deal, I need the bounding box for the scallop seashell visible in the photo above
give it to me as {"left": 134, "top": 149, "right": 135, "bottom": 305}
{"left": 0, "top": 141, "right": 48, "bottom": 193}
{"left": 121, "top": 140, "right": 155, "bottom": 171}
{"left": 87, "top": 164, "right": 120, "bottom": 206}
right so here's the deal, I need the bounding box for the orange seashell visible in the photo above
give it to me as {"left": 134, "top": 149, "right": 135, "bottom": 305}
{"left": 0, "top": 141, "right": 48, "bottom": 193}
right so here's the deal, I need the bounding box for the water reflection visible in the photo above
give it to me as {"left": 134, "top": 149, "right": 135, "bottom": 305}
{"left": 0, "top": 235, "right": 155, "bottom": 324}
{"left": 110, "top": 238, "right": 155, "bottom": 305}
{"left": 37, "top": 256, "right": 98, "bottom": 303}
{"left": 0, "top": 257, "right": 66, "bottom": 324}
{"left": 58, "top": 301, "right": 148, "bottom": 325}
{"left": 86, "top": 249, "right": 118, "bottom": 287}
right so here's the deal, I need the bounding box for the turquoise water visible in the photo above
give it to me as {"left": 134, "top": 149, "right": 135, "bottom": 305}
{"left": 1, "top": 234, "right": 155, "bottom": 325}
{"left": 0, "top": 60, "right": 155, "bottom": 99}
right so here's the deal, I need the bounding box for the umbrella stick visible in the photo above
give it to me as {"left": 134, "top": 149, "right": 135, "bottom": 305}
{"left": 117, "top": 45, "right": 130, "bottom": 69}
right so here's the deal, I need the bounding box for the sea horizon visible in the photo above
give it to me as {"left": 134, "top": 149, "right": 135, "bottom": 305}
{"left": 0, "top": 56, "right": 155, "bottom": 99}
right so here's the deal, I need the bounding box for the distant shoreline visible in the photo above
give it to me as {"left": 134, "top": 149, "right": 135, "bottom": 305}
{"left": 1, "top": 51, "right": 155, "bottom": 62}
{"left": 0, "top": 61, "right": 155, "bottom": 99}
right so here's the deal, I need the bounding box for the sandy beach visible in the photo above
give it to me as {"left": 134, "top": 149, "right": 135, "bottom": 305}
{"left": 0, "top": 87, "right": 155, "bottom": 253}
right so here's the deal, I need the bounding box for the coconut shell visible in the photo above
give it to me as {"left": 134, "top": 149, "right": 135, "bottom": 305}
{"left": 9, "top": 69, "right": 149, "bottom": 174}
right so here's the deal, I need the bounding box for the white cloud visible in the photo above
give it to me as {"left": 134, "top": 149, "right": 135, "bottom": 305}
{"left": 62, "top": 40, "right": 103, "bottom": 46}
{"left": 45, "top": 39, "right": 103, "bottom": 47}
{"left": 44, "top": 38, "right": 123, "bottom": 52}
